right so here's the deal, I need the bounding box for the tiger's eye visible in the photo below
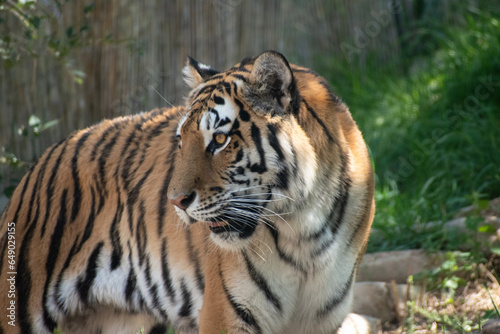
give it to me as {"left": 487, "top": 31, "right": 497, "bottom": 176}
{"left": 215, "top": 133, "right": 227, "bottom": 145}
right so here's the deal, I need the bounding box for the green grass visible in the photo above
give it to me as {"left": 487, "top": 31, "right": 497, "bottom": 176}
{"left": 318, "top": 7, "right": 500, "bottom": 253}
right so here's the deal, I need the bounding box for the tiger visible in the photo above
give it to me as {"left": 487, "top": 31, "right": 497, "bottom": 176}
{"left": 0, "top": 50, "right": 374, "bottom": 334}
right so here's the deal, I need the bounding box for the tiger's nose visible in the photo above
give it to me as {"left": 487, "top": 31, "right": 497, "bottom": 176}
{"left": 170, "top": 192, "right": 196, "bottom": 210}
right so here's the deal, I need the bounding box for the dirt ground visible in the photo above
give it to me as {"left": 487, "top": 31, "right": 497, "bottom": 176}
{"left": 383, "top": 258, "right": 500, "bottom": 334}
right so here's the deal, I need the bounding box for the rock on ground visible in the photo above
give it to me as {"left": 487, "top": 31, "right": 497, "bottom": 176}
{"left": 338, "top": 313, "right": 382, "bottom": 334}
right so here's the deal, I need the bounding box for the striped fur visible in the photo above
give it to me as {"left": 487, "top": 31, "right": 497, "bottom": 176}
{"left": 0, "top": 51, "right": 374, "bottom": 334}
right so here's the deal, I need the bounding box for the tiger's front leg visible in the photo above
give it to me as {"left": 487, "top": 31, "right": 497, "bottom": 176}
{"left": 199, "top": 254, "right": 265, "bottom": 334}
{"left": 198, "top": 247, "right": 300, "bottom": 334}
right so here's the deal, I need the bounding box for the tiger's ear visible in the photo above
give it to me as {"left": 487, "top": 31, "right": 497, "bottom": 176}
{"left": 246, "top": 51, "right": 296, "bottom": 116}
{"left": 182, "top": 56, "right": 219, "bottom": 89}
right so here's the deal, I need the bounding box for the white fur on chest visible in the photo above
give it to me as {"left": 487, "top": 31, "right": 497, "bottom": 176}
{"left": 238, "top": 206, "right": 357, "bottom": 333}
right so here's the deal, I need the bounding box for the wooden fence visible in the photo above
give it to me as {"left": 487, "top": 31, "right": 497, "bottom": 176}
{"left": 0, "top": 0, "right": 482, "bottom": 188}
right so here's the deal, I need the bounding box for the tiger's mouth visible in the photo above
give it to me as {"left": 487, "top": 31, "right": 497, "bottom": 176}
{"left": 205, "top": 216, "right": 258, "bottom": 239}
{"left": 207, "top": 221, "right": 230, "bottom": 233}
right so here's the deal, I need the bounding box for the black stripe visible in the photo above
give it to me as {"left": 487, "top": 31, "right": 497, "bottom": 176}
{"left": 316, "top": 265, "right": 355, "bottom": 318}
{"left": 135, "top": 118, "right": 171, "bottom": 167}
{"left": 230, "top": 73, "right": 248, "bottom": 83}
{"left": 249, "top": 123, "right": 267, "bottom": 174}
{"left": 221, "top": 82, "right": 231, "bottom": 95}
{"left": 42, "top": 188, "right": 69, "bottom": 331}
{"left": 93, "top": 124, "right": 124, "bottom": 213}
{"left": 329, "top": 153, "right": 351, "bottom": 235}
{"left": 347, "top": 195, "right": 373, "bottom": 247}
{"left": 97, "top": 131, "right": 120, "bottom": 211}
{"left": 77, "top": 186, "right": 97, "bottom": 253}
{"left": 231, "top": 149, "right": 244, "bottom": 165}
{"left": 267, "top": 124, "right": 289, "bottom": 190}
{"left": 157, "top": 132, "right": 178, "bottom": 235}
{"left": 311, "top": 154, "right": 351, "bottom": 257}
{"left": 311, "top": 237, "right": 335, "bottom": 258}
{"left": 121, "top": 126, "right": 142, "bottom": 193}
{"left": 95, "top": 172, "right": 106, "bottom": 213}
{"left": 292, "top": 68, "right": 341, "bottom": 104}
{"left": 125, "top": 243, "right": 137, "bottom": 303}
{"left": 219, "top": 263, "right": 261, "bottom": 333}
{"left": 123, "top": 130, "right": 139, "bottom": 233}
{"left": 145, "top": 256, "right": 167, "bottom": 318}
{"left": 120, "top": 131, "right": 140, "bottom": 230}
{"left": 185, "top": 228, "right": 205, "bottom": 293}
{"left": 188, "top": 56, "right": 219, "bottom": 79}
{"left": 266, "top": 124, "right": 284, "bottom": 160}
{"left": 231, "top": 118, "right": 241, "bottom": 132}
{"left": 206, "top": 74, "right": 223, "bottom": 82}
{"left": 90, "top": 123, "right": 120, "bottom": 162}
{"left": 110, "top": 198, "right": 124, "bottom": 270}
{"left": 178, "top": 279, "right": 193, "bottom": 317}
{"left": 192, "top": 84, "right": 217, "bottom": 101}
{"left": 302, "top": 99, "right": 334, "bottom": 142}
{"left": 26, "top": 140, "right": 65, "bottom": 233}
{"left": 55, "top": 237, "right": 80, "bottom": 311}
{"left": 77, "top": 241, "right": 104, "bottom": 303}
{"left": 71, "top": 131, "right": 92, "bottom": 222}
{"left": 213, "top": 95, "right": 225, "bottom": 105}
{"left": 317, "top": 80, "right": 341, "bottom": 104}
{"left": 136, "top": 200, "right": 147, "bottom": 266}
{"left": 24, "top": 155, "right": 48, "bottom": 228}
{"left": 127, "top": 165, "right": 154, "bottom": 232}
{"left": 147, "top": 119, "right": 171, "bottom": 140}
{"left": 216, "top": 117, "right": 231, "bottom": 128}
{"left": 304, "top": 222, "right": 328, "bottom": 241}
{"left": 157, "top": 169, "right": 171, "bottom": 235}
{"left": 232, "top": 82, "right": 238, "bottom": 96}
{"left": 243, "top": 252, "right": 282, "bottom": 312}
{"left": 265, "top": 224, "right": 307, "bottom": 275}
{"left": 11, "top": 168, "right": 33, "bottom": 227}
{"left": 238, "top": 109, "right": 250, "bottom": 123}
{"left": 161, "top": 238, "right": 177, "bottom": 303}
{"left": 41, "top": 141, "right": 70, "bottom": 236}
{"left": 16, "top": 199, "right": 38, "bottom": 334}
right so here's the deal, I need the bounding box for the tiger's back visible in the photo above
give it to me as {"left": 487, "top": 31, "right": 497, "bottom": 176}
{"left": 0, "top": 51, "right": 374, "bottom": 334}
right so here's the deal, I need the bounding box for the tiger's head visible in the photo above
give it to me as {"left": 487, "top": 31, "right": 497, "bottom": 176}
{"left": 167, "top": 51, "right": 317, "bottom": 248}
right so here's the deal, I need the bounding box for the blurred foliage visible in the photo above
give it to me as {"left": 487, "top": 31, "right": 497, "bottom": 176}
{"left": 0, "top": 115, "right": 59, "bottom": 197}
{"left": 0, "top": 0, "right": 93, "bottom": 82}
{"left": 318, "top": 5, "right": 500, "bottom": 252}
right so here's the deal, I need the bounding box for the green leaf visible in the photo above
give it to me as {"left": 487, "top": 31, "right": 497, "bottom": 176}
{"left": 28, "top": 115, "right": 41, "bottom": 127}
{"left": 443, "top": 278, "right": 458, "bottom": 290}
{"left": 40, "top": 119, "right": 59, "bottom": 132}
{"left": 478, "top": 224, "right": 497, "bottom": 234}
{"left": 490, "top": 247, "right": 500, "bottom": 256}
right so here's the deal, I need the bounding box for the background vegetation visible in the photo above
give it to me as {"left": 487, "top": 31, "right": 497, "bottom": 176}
{"left": 1, "top": 0, "right": 499, "bottom": 332}
{"left": 319, "top": 5, "right": 500, "bottom": 253}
